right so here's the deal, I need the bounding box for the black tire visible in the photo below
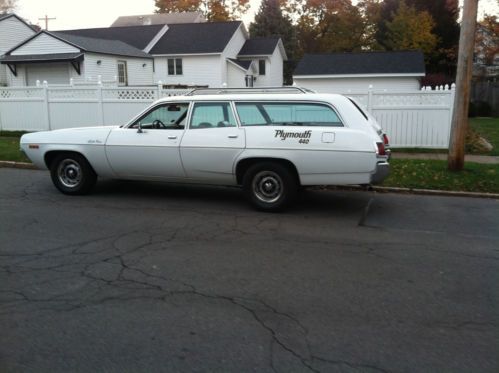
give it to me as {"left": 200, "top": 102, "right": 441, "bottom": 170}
{"left": 50, "top": 153, "right": 97, "bottom": 195}
{"left": 242, "top": 162, "right": 298, "bottom": 212}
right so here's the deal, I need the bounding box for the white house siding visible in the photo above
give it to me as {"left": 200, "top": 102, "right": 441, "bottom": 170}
{"left": 0, "top": 17, "right": 35, "bottom": 54}
{"left": 11, "top": 33, "right": 80, "bottom": 55}
{"left": 82, "top": 53, "right": 152, "bottom": 85}
{"left": 153, "top": 55, "right": 222, "bottom": 87}
{"left": 7, "top": 65, "right": 27, "bottom": 86}
{"left": 292, "top": 76, "right": 421, "bottom": 92}
{"left": 221, "top": 25, "right": 247, "bottom": 84}
{"left": 253, "top": 49, "right": 283, "bottom": 87}
{"left": 0, "top": 16, "right": 36, "bottom": 85}
{"left": 227, "top": 63, "right": 246, "bottom": 88}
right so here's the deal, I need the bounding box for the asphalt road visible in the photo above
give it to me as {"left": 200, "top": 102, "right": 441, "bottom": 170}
{"left": 1, "top": 168, "right": 498, "bottom": 373}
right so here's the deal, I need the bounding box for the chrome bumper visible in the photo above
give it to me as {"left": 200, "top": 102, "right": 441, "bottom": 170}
{"left": 371, "top": 161, "right": 390, "bottom": 184}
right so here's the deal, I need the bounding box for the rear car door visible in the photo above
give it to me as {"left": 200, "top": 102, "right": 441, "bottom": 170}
{"left": 180, "top": 101, "right": 245, "bottom": 183}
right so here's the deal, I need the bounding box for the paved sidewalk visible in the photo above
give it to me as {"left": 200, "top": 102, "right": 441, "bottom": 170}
{"left": 393, "top": 152, "right": 499, "bottom": 164}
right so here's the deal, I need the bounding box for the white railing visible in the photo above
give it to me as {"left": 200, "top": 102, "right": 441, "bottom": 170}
{"left": 335, "top": 84, "right": 456, "bottom": 148}
{"left": 0, "top": 83, "right": 189, "bottom": 131}
{"left": 0, "top": 84, "right": 455, "bottom": 148}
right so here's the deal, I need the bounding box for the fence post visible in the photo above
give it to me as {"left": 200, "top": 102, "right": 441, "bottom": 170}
{"left": 448, "top": 83, "right": 456, "bottom": 145}
{"left": 43, "top": 81, "right": 51, "bottom": 131}
{"left": 157, "top": 81, "right": 162, "bottom": 100}
{"left": 367, "top": 85, "right": 373, "bottom": 112}
{"left": 97, "top": 79, "right": 104, "bottom": 125}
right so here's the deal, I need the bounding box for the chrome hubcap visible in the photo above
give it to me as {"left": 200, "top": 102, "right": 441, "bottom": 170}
{"left": 253, "top": 171, "right": 283, "bottom": 203}
{"left": 57, "top": 159, "right": 82, "bottom": 188}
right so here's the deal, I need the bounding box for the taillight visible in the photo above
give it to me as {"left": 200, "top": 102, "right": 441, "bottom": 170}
{"left": 383, "top": 134, "right": 389, "bottom": 146}
{"left": 376, "top": 142, "right": 386, "bottom": 156}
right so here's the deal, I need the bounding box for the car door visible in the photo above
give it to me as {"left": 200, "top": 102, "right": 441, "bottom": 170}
{"left": 180, "top": 101, "right": 245, "bottom": 183}
{"left": 105, "top": 102, "right": 189, "bottom": 179}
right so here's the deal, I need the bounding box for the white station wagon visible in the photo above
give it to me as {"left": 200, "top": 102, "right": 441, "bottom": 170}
{"left": 20, "top": 87, "right": 390, "bottom": 211}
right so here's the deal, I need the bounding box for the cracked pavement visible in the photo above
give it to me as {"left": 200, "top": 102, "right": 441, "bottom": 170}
{"left": 1, "top": 168, "right": 498, "bottom": 372}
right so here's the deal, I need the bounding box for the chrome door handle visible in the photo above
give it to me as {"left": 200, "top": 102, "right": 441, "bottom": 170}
{"left": 168, "top": 135, "right": 177, "bottom": 140}
{"left": 228, "top": 135, "right": 238, "bottom": 139}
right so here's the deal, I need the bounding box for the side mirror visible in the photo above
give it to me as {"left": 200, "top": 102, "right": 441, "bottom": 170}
{"left": 137, "top": 122, "right": 143, "bottom": 133}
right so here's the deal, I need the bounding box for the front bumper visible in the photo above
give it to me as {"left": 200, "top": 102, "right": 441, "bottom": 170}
{"left": 371, "top": 161, "right": 390, "bottom": 184}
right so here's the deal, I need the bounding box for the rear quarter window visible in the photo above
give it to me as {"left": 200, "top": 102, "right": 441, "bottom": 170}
{"left": 235, "top": 102, "right": 343, "bottom": 127}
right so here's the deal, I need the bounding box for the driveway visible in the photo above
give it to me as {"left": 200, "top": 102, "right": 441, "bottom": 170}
{"left": 1, "top": 168, "right": 498, "bottom": 372}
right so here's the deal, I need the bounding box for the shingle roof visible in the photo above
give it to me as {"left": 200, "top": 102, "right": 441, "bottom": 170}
{"left": 228, "top": 58, "right": 252, "bottom": 70}
{"left": 238, "top": 38, "right": 280, "bottom": 56}
{"left": 111, "top": 12, "right": 205, "bottom": 27}
{"left": 53, "top": 32, "right": 153, "bottom": 58}
{"left": 149, "top": 21, "right": 242, "bottom": 55}
{"left": 1, "top": 53, "right": 83, "bottom": 63}
{"left": 294, "top": 51, "right": 425, "bottom": 76}
{"left": 55, "top": 25, "right": 165, "bottom": 50}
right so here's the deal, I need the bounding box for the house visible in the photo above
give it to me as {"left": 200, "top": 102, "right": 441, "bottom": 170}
{"left": 1, "top": 31, "right": 153, "bottom": 86}
{"left": 0, "top": 15, "right": 287, "bottom": 88}
{"left": 111, "top": 12, "right": 205, "bottom": 27}
{"left": 293, "top": 51, "right": 425, "bottom": 92}
{"left": 53, "top": 21, "right": 286, "bottom": 88}
{"left": 0, "top": 13, "right": 36, "bottom": 86}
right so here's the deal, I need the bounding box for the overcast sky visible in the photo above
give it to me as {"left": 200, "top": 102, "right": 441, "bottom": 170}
{"left": 13, "top": 0, "right": 499, "bottom": 31}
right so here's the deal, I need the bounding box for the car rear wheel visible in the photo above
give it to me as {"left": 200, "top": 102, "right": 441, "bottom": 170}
{"left": 50, "top": 153, "right": 97, "bottom": 195}
{"left": 242, "top": 162, "right": 298, "bottom": 212}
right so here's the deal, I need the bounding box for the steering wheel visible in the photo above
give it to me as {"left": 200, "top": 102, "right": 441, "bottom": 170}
{"left": 152, "top": 119, "right": 167, "bottom": 129}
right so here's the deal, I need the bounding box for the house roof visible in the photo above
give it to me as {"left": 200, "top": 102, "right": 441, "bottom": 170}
{"left": 1, "top": 52, "right": 83, "bottom": 64}
{"left": 294, "top": 51, "right": 425, "bottom": 76}
{"left": 228, "top": 58, "right": 252, "bottom": 70}
{"left": 149, "top": 21, "right": 242, "bottom": 55}
{"left": 0, "top": 13, "right": 36, "bottom": 31}
{"left": 54, "top": 32, "right": 153, "bottom": 58}
{"left": 111, "top": 12, "right": 205, "bottom": 27}
{"left": 238, "top": 38, "right": 280, "bottom": 56}
{"left": 55, "top": 25, "right": 165, "bottom": 50}
{"left": 5, "top": 31, "right": 152, "bottom": 59}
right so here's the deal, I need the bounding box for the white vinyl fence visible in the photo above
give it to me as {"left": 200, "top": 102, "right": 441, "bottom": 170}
{"left": 0, "top": 84, "right": 455, "bottom": 148}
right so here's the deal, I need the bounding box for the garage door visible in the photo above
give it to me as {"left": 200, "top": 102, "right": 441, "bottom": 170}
{"left": 26, "top": 63, "right": 70, "bottom": 86}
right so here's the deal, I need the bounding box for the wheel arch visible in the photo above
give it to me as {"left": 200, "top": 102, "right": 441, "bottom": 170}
{"left": 235, "top": 157, "right": 301, "bottom": 186}
{"left": 44, "top": 150, "right": 95, "bottom": 174}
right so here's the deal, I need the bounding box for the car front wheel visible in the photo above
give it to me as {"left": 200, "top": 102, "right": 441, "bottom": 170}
{"left": 242, "top": 162, "right": 298, "bottom": 212}
{"left": 50, "top": 153, "right": 97, "bottom": 195}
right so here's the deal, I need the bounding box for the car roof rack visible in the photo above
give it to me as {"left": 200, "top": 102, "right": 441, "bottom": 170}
{"left": 185, "top": 86, "right": 315, "bottom": 96}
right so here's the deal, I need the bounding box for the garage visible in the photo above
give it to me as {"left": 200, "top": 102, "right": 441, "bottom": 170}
{"left": 26, "top": 63, "right": 70, "bottom": 85}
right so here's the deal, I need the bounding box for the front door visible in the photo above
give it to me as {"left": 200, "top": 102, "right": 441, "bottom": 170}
{"left": 180, "top": 102, "right": 245, "bottom": 183}
{"left": 105, "top": 102, "right": 189, "bottom": 179}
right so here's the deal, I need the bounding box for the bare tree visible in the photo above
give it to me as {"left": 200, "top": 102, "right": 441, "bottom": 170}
{"left": 0, "top": 0, "right": 17, "bottom": 13}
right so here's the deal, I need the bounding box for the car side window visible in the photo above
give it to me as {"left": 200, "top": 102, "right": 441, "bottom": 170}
{"left": 235, "top": 102, "right": 343, "bottom": 127}
{"left": 190, "top": 102, "right": 237, "bottom": 129}
{"left": 130, "top": 103, "right": 189, "bottom": 130}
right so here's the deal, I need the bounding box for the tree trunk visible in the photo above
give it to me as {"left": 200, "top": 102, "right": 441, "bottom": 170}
{"left": 447, "top": 0, "right": 478, "bottom": 171}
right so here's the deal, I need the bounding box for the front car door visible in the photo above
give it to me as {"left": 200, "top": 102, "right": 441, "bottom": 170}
{"left": 105, "top": 102, "right": 190, "bottom": 179}
{"left": 180, "top": 101, "right": 245, "bottom": 184}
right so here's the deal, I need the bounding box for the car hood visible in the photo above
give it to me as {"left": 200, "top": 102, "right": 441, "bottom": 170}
{"left": 21, "top": 126, "right": 118, "bottom": 146}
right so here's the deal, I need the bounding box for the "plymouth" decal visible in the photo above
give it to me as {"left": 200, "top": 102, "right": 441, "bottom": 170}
{"left": 275, "top": 130, "right": 312, "bottom": 144}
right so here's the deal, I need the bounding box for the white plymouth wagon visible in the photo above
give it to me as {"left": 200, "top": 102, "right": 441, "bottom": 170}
{"left": 20, "top": 87, "right": 390, "bottom": 211}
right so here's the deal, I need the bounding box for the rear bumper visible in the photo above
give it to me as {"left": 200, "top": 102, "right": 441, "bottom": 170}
{"left": 371, "top": 161, "right": 390, "bottom": 184}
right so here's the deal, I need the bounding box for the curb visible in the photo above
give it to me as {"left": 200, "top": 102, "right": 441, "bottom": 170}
{"left": 1, "top": 161, "right": 498, "bottom": 199}
{"left": 330, "top": 185, "right": 499, "bottom": 200}
{"left": 0, "top": 161, "right": 37, "bottom": 170}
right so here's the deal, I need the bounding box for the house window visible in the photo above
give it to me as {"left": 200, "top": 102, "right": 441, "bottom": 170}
{"left": 258, "top": 60, "right": 266, "bottom": 75}
{"left": 168, "top": 58, "right": 183, "bottom": 75}
{"left": 117, "top": 60, "right": 128, "bottom": 86}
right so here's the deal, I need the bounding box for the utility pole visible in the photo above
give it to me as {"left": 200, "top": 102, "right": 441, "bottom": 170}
{"left": 447, "top": 0, "right": 478, "bottom": 171}
{"left": 38, "top": 15, "right": 56, "bottom": 30}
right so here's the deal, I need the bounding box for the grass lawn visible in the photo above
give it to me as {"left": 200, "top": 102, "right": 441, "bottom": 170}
{"left": 384, "top": 159, "right": 499, "bottom": 194}
{"left": 0, "top": 137, "right": 30, "bottom": 162}
{"left": 469, "top": 117, "right": 499, "bottom": 156}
